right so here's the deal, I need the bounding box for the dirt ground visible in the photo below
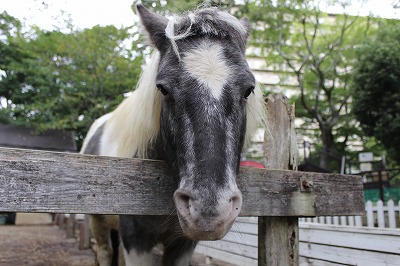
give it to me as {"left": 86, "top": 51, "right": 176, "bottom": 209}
{"left": 0, "top": 224, "right": 94, "bottom": 266}
{"left": 0, "top": 224, "right": 231, "bottom": 266}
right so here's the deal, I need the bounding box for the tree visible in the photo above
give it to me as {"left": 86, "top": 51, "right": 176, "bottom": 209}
{"left": 0, "top": 12, "right": 25, "bottom": 123}
{"left": 0, "top": 14, "right": 144, "bottom": 147}
{"left": 352, "top": 23, "right": 400, "bottom": 164}
{"left": 238, "top": 1, "right": 376, "bottom": 170}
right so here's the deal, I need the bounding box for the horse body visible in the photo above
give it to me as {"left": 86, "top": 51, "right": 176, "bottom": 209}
{"left": 80, "top": 4, "right": 265, "bottom": 266}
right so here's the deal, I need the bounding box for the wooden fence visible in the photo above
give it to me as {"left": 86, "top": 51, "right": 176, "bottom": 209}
{"left": 299, "top": 223, "right": 400, "bottom": 265}
{"left": 0, "top": 94, "right": 365, "bottom": 265}
{"left": 300, "top": 200, "right": 400, "bottom": 229}
{"left": 196, "top": 217, "right": 400, "bottom": 266}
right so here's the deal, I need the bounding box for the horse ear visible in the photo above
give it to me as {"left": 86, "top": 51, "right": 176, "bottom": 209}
{"left": 240, "top": 17, "right": 251, "bottom": 43}
{"left": 136, "top": 4, "right": 169, "bottom": 51}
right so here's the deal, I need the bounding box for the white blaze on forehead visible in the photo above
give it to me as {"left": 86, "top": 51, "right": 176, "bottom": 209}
{"left": 183, "top": 42, "right": 231, "bottom": 100}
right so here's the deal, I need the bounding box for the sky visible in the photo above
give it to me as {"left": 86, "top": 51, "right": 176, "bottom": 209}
{"left": 0, "top": 0, "right": 138, "bottom": 30}
{"left": 0, "top": 0, "right": 398, "bottom": 31}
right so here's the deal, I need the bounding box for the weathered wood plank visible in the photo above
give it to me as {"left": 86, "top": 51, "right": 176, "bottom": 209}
{"left": 260, "top": 217, "right": 299, "bottom": 266}
{"left": 195, "top": 245, "right": 258, "bottom": 266}
{"left": 0, "top": 147, "right": 364, "bottom": 216}
{"left": 259, "top": 94, "right": 299, "bottom": 266}
{"left": 299, "top": 223, "right": 400, "bottom": 254}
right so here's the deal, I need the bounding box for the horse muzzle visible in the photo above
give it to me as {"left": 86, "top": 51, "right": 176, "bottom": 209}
{"left": 173, "top": 188, "right": 242, "bottom": 240}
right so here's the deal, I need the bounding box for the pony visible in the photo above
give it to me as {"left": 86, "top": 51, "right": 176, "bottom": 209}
{"left": 80, "top": 4, "right": 266, "bottom": 266}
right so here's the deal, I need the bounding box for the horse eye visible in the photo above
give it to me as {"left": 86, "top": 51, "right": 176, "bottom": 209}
{"left": 157, "top": 84, "right": 169, "bottom": 96}
{"left": 243, "top": 86, "right": 255, "bottom": 99}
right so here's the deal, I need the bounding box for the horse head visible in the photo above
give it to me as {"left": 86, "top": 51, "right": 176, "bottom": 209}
{"left": 137, "top": 4, "right": 260, "bottom": 241}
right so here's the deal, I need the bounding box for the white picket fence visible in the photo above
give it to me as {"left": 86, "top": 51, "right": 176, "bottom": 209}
{"left": 195, "top": 200, "right": 400, "bottom": 265}
{"left": 299, "top": 200, "right": 400, "bottom": 229}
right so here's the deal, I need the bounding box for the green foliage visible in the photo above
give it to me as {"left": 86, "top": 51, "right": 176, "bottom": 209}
{"left": 0, "top": 12, "right": 144, "bottom": 148}
{"left": 352, "top": 23, "right": 400, "bottom": 164}
{"left": 0, "top": 11, "right": 22, "bottom": 39}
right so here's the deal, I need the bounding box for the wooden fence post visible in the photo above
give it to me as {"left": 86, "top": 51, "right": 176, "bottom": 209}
{"left": 66, "top": 214, "right": 76, "bottom": 238}
{"left": 259, "top": 94, "right": 299, "bottom": 265}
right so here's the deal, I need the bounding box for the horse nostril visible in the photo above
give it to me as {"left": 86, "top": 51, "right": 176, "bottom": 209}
{"left": 229, "top": 193, "right": 243, "bottom": 212}
{"left": 174, "top": 190, "right": 194, "bottom": 212}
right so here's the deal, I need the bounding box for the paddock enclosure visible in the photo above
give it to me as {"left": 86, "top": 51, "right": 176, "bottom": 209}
{"left": 0, "top": 94, "right": 365, "bottom": 265}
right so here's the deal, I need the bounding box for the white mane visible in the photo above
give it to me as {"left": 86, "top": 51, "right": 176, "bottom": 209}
{"left": 101, "top": 52, "right": 162, "bottom": 159}
{"left": 245, "top": 84, "right": 267, "bottom": 148}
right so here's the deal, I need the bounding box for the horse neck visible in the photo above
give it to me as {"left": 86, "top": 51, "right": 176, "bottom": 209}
{"left": 141, "top": 135, "right": 164, "bottom": 160}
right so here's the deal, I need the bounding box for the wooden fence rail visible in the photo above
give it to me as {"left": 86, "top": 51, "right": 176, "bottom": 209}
{"left": 0, "top": 147, "right": 365, "bottom": 217}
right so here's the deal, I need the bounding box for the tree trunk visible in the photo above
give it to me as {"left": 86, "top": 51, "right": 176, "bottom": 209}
{"left": 319, "top": 125, "right": 336, "bottom": 171}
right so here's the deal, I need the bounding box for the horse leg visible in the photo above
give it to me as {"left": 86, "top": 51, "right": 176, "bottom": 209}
{"left": 123, "top": 248, "right": 159, "bottom": 266}
{"left": 118, "top": 238, "right": 126, "bottom": 266}
{"left": 89, "top": 214, "right": 119, "bottom": 266}
{"left": 162, "top": 238, "right": 197, "bottom": 266}
{"left": 119, "top": 215, "right": 160, "bottom": 266}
